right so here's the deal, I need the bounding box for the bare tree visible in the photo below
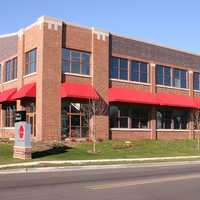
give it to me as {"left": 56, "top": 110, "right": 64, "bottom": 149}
{"left": 82, "top": 98, "right": 108, "bottom": 153}
{"left": 193, "top": 108, "right": 200, "bottom": 151}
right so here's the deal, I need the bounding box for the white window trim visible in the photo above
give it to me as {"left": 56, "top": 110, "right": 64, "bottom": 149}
{"left": 2, "top": 127, "right": 15, "bottom": 130}
{"left": 64, "top": 72, "right": 92, "bottom": 78}
{"left": 110, "top": 78, "right": 151, "bottom": 86}
{"left": 156, "top": 129, "right": 189, "bottom": 132}
{"left": 156, "top": 84, "right": 189, "bottom": 91}
{"left": 110, "top": 128, "right": 151, "bottom": 131}
{"left": 2, "top": 78, "right": 18, "bottom": 85}
{"left": 23, "top": 72, "right": 37, "bottom": 78}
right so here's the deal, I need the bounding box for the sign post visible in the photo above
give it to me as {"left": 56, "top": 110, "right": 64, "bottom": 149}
{"left": 13, "top": 111, "right": 32, "bottom": 160}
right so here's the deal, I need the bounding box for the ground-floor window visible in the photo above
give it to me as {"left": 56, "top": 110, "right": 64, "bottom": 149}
{"left": 61, "top": 101, "right": 89, "bottom": 138}
{"left": 109, "top": 104, "right": 149, "bottom": 129}
{"left": 156, "top": 108, "right": 188, "bottom": 129}
{"left": 3, "top": 103, "right": 16, "bottom": 127}
{"left": 21, "top": 100, "right": 36, "bottom": 136}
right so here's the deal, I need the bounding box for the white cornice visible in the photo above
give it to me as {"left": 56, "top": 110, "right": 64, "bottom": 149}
{"left": 0, "top": 32, "right": 17, "bottom": 38}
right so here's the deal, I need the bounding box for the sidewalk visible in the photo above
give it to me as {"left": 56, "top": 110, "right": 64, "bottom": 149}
{"left": 1, "top": 155, "right": 200, "bottom": 172}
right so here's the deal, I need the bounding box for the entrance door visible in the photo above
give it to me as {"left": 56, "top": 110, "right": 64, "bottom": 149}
{"left": 26, "top": 113, "right": 36, "bottom": 137}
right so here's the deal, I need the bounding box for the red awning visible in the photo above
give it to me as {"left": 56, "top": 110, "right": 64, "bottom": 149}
{"left": 12, "top": 83, "right": 36, "bottom": 100}
{"left": 156, "top": 92, "right": 195, "bottom": 108}
{"left": 108, "top": 87, "right": 158, "bottom": 105}
{"left": 194, "top": 98, "right": 200, "bottom": 108}
{"left": 61, "top": 82, "right": 99, "bottom": 100}
{"left": 0, "top": 88, "right": 17, "bottom": 102}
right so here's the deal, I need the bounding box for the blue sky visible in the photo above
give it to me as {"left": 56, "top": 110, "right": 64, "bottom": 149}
{"left": 0, "top": 0, "right": 200, "bottom": 54}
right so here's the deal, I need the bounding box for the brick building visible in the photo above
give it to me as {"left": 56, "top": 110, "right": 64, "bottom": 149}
{"left": 0, "top": 16, "right": 200, "bottom": 142}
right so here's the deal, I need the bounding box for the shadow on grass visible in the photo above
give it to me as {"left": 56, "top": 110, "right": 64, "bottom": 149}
{"left": 32, "top": 146, "right": 72, "bottom": 159}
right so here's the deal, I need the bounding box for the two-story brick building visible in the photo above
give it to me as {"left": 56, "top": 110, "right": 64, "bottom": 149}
{"left": 0, "top": 16, "right": 200, "bottom": 142}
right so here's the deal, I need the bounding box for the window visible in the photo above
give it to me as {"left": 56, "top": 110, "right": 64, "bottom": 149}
{"left": 110, "top": 57, "right": 128, "bottom": 80}
{"left": 25, "top": 49, "right": 37, "bottom": 75}
{"left": 194, "top": 72, "right": 200, "bottom": 90}
{"left": 62, "top": 49, "right": 90, "bottom": 75}
{"left": 130, "top": 61, "right": 148, "bottom": 83}
{"left": 156, "top": 108, "right": 188, "bottom": 129}
{"left": 156, "top": 65, "right": 188, "bottom": 89}
{"left": 5, "top": 57, "right": 17, "bottom": 82}
{"left": 131, "top": 110, "right": 148, "bottom": 128}
{"left": 3, "top": 103, "right": 16, "bottom": 127}
{"left": 156, "top": 65, "right": 171, "bottom": 86}
{"left": 109, "top": 105, "right": 149, "bottom": 129}
{"left": 61, "top": 101, "right": 89, "bottom": 138}
{"left": 173, "top": 68, "right": 187, "bottom": 88}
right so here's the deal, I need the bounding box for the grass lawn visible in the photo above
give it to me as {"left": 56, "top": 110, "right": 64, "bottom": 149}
{"left": 1, "top": 140, "right": 200, "bottom": 164}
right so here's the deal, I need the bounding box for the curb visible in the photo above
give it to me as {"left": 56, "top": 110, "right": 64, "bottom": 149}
{"left": 1, "top": 155, "right": 200, "bottom": 169}
{"left": 1, "top": 160, "right": 200, "bottom": 174}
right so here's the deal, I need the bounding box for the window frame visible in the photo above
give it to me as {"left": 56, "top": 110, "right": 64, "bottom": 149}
{"left": 62, "top": 48, "right": 90, "bottom": 76}
{"left": 156, "top": 108, "right": 188, "bottom": 130}
{"left": 110, "top": 57, "right": 149, "bottom": 83}
{"left": 25, "top": 48, "right": 37, "bottom": 75}
{"left": 3, "top": 103, "right": 16, "bottom": 128}
{"left": 109, "top": 104, "right": 150, "bottom": 129}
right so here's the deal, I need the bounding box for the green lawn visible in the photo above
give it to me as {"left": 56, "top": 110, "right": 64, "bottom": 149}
{"left": 1, "top": 140, "right": 200, "bottom": 164}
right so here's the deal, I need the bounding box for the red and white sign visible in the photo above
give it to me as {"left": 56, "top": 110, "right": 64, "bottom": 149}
{"left": 18, "top": 125, "right": 24, "bottom": 140}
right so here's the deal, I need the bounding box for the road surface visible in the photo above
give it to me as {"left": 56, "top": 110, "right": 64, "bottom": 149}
{"left": 1, "top": 162, "right": 200, "bottom": 200}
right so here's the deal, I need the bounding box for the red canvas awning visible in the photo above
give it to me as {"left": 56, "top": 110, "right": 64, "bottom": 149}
{"left": 12, "top": 83, "right": 36, "bottom": 100}
{"left": 61, "top": 82, "right": 99, "bottom": 100}
{"left": 0, "top": 88, "right": 17, "bottom": 102}
{"left": 194, "top": 97, "right": 200, "bottom": 108}
{"left": 156, "top": 92, "right": 195, "bottom": 108}
{"left": 108, "top": 87, "right": 158, "bottom": 105}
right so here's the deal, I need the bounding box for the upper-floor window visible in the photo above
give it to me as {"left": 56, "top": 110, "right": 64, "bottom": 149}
{"left": 110, "top": 57, "right": 149, "bottom": 84}
{"left": 156, "top": 65, "right": 187, "bottom": 89}
{"left": 130, "top": 61, "right": 148, "bottom": 83}
{"left": 193, "top": 72, "right": 200, "bottom": 90}
{"left": 5, "top": 57, "right": 17, "bottom": 82}
{"left": 110, "top": 57, "right": 128, "bottom": 80}
{"left": 25, "top": 49, "right": 37, "bottom": 75}
{"left": 156, "top": 65, "right": 171, "bottom": 86}
{"left": 62, "top": 48, "right": 90, "bottom": 75}
{"left": 172, "top": 68, "right": 187, "bottom": 88}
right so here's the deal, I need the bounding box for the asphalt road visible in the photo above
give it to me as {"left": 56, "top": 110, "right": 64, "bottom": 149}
{"left": 1, "top": 163, "right": 200, "bottom": 200}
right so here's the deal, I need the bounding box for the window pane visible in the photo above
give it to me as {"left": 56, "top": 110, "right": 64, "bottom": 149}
{"left": 62, "top": 49, "right": 70, "bottom": 60}
{"left": 119, "top": 118, "right": 128, "bottom": 128}
{"left": 13, "top": 58, "right": 17, "bottom": 79}
{"left": 82, "top": 53, "right": 90, "bottom": 75}
{"left": 194, "top": 72, "right": 200, "bottom": 90}
{"left": 173, "top": 68, "right": 181, "bottom": 87}
{"left": 119, "top": 59, "right": 128, "bottom": 80}
{"left": 140, "top": 63, "right": 148, "bottom": 82}
{"left": 71, "top": 51, "right": 80, "bottom": 62}
{"left": 131, "top": 61, "right": 139, "bottom": 81}
{"left": 109, "top": 105, "right": 118, "bottom": 128}
{"left": 164, "top": 67, "right": 171, "bottom": 86}
{"left": 156, "top": 65, "right": 163, "bottom": 85}
{"left": 71, "top": 115, "right": 80, "bottom": 126}
{"left": 62, "top": 60, "right": 70, "bottom": 73}
{"left": 181, "top": 70, "right": 187, "bottom": 88}
{"left": 71, "top": 62, "right": 80, "bottom": 74}
{"left": 110, "top": 57, "right": 118, "bottom": 78}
